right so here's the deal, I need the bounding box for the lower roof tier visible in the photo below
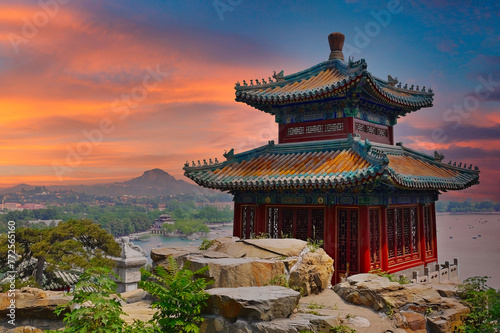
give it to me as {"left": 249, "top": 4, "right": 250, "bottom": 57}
{"left": 183, "top": 135, "right": 479, "bottom": 192}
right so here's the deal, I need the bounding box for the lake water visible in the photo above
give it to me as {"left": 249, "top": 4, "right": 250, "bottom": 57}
{"left": 437, "top": 213, "right": 500, "bottom": 289}
{"left": 131, "top": 226, "right": 233, "bottom": 264}
{"left": 131, "top": 214, "right": 500, "bottom": 289}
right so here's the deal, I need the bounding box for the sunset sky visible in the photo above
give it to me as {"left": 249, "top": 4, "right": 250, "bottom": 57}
{"left": 0, "top": 0, "right": 499, "bottom": 201}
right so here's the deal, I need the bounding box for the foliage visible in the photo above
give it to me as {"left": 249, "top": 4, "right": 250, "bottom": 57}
{"left": 47, "top": 267, "right": 153, "bottom": 333}
{"left": 307, "top": 301, "right": 325, "bottom": 310}
{"left": 369, "top": 268, "right": 411, "bottom": 285}
{"left": 457, "top": 276, "right": 500, "bottom": 332}
{"left": 199, "top": 238, "right": 215, "bottom": 251}
{"left": 194, "top": 205, "right": 233, "bottom": 223}
{"left": 436, "top": 200, "right": 499, "bottom": 213}
{"left": 250, "top": 232, "right": 268, "bottom": 239}
{"left": 162, "top": 218, "right": 210, "bottom": 235}
{"left": 329, "top": 325, "right": 357, "bottom": 333}
{"left": 265, "top": 274, "right": 304, "bottom": 295}
{"left": 0, "top": 219, "right": 121, "bottom": 286}
{"left": 307, "top": 238, "right": 324, "bottom": 252}
{"left": 139, "top": 257, "right": 212, "bottom": 333}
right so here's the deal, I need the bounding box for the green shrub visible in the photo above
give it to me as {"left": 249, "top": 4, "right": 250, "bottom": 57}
{"left": 48, "top": 267, "right": 152, "bottom": 333}
{"left": 199, "top": 238, "right": 215, "bottom": 250}
{"left": 457, "top": 276, "right": 500, "bottom": 333}
{"left": 306, "top": 238, "right": 324, "bottom": 252}
{"left": 140, "top": 257, "right": 212, "bottom": 333}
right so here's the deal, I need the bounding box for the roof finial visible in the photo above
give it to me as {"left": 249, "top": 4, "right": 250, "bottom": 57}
{"left": 328, "top": 32, "right": 345, "bottom": 61}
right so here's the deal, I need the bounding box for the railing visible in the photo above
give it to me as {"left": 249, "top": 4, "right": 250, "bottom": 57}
{"left": 403, "top": 258, "right": 459, "bottom": 284}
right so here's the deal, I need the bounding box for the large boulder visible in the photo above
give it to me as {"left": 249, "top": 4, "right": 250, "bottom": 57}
{"left": 151, "top": 237, "right": 334, "bottom": 296}
{"left": 204, "top": 286, "right": 300, "bottom": 322}
{"left": 333, "top": 274, "right": 470, "bottom": 333}
{"left": 189, "top": 257, "right": 287, "bottom": 289}
{"left": 289, "top": 249, "right": 334, "bottom": 295}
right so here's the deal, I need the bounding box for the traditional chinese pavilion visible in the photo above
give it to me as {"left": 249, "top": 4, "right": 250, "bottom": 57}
{"left": 184, "top": 32, "right": 480, "bottom": 282}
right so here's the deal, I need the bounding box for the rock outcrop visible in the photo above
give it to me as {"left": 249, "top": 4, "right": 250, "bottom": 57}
{"left": 333, "top": 274, "right": 469, "bottom": 333}
{"left": 0, "top": 287, "right": 70, "bottom": 332}
{"left": 151, "top": 237, "right": 334, "bottom": 296}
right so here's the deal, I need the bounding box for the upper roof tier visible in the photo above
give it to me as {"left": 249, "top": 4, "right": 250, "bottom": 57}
{"left": 235, "top": 32, "right": 434, "bottom": 116}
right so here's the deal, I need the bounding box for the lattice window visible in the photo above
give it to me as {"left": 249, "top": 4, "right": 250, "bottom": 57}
{"left": 241, "top": 206, "right": 255, "bottom": 239}
{"left": 306, "top": 125, "right": 323, "bottom": 134}
{"left": 396, "top": 209, "right": 403, "bottom": 257}
{"left": 338, "top": 209, "right": 348, "bottom": 271}
{"left": 367, "top": 126, "right": 376, "bottom": 134}
{"left": 287, "top": 127, "right": 304, "bottom": 136}
{"left": 377, "top": 128, "right": 388, "bottom": 137}
{"left": 282, "top": 208, "right": 294, "bottom": 238}
{"left": 349, "top": 210, "right": 359, "bottom": 272}
{"left": 296, "top": 209, "right": 309, "bottom": 241}
{"left": 242, "top": 206, "right": 247, "bottom": 239}
{"left": 387, "top": 209, "right": 395, "bottom": 258}
{"left": 267, "top": 207, "right": 279, "bottom": 239}
{"left": 325, "top": 123, "right": 344, "bottom": 132}
{"left": 311, "top": 209, "right": 324, "bottom": 242}
{"left": 411, "top": 207, "right": 418, "bottom": 253}
{"left": 387, "top": 206, "right": 420, "bottom": 266}
{"left": 355, "top": 123, "right": 366, "bottom": 132}
{"left": 424, "top": 205, "right": 433, "bottom": 257}
{"left": 403, "top": 208, "right": 411, "bottom": 255}
{"left": 369, "top": 209, "right": 380, "bottom": 267}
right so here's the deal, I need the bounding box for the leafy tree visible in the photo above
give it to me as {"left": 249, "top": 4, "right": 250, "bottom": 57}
{"left": 457, "top": 276, "right": 500, "bottom": 332}
{"left": 48, "top": 267, "right": 153, "bottom": 333}
{"left": 0, "top": 219, "right": 121, "bottom": 286}
{"left": 140, "top": 257, "right": 212, "bottom": 333}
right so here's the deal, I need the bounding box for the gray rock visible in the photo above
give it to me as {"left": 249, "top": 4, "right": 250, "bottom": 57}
{"left": 204, "top": 286, "right": 300, "bottom": 322}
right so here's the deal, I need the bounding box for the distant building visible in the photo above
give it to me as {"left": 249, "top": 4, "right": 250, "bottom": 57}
{"left": 3, "top": 202, "right": 22, "bottom": 210}
{"left": 152, "top": 214, "right": 175, "bottom": 229}
{"left": 22, "top": 203, "right": 46, "bottom": 210}
{"left": 196, "top": 202, "right": 233, "bottom": 210}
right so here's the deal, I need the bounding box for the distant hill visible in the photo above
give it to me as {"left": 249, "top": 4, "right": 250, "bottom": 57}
{"left": 0, "top": 169, "right": 203, "bottom": 197}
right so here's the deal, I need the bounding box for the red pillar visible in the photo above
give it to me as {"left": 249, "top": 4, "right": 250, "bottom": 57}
{"left": 380, "top": 205, "right": 389, "bottom": 272}
{"left": 325, "top": 205, "right": 336, "bottom": 284}
{"left": 233, "top": 203, "right": 241, "bottom": 238}
{"left": 359, "top": 205, "right": 371, "bottom": 273}
{"left": 431, "top": 202, "right": 438, "bottom": 261}
{"left": 418, "top": 204, "right": 427, "bottom": 264}
{"left": 256, "top": 204, "right": 267, "bottom": 235}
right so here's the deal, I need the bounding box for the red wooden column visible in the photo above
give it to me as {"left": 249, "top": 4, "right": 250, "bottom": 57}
{"left": 431, "top": 202, "right": 438, "bottom": 261}
{"left": 233, "top": 203, "right": 242, "bottom": 237}
{"left": 359, "top": 205, "right": 371, "bottom": 273}
{"left": 324, "top": 205, "right": 336, "bottom": 284}
{"left": 255, "top": 204, "right": 267, "bottom": 235}
{"left": 380, "top": 205, "right": 389, "bottom": 272}
{"left": 418, "top": 203, "right": 427, "bottom": 264}
{"left": 324, "top": 205, "right": 336, "bottom": 261}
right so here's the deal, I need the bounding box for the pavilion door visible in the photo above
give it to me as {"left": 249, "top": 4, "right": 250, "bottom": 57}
{"left": 241, "top": 205, "right": 256, "bottom": 239}
{"left": 337, "top": 208, "right": 359, "bottom": 279}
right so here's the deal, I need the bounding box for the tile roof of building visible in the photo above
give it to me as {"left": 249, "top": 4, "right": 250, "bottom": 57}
{"left": 184, "top": 136, "right": 479, "bottom": 192}
{"left": 234, "top": 59, "right": 434, "bottom": 113}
